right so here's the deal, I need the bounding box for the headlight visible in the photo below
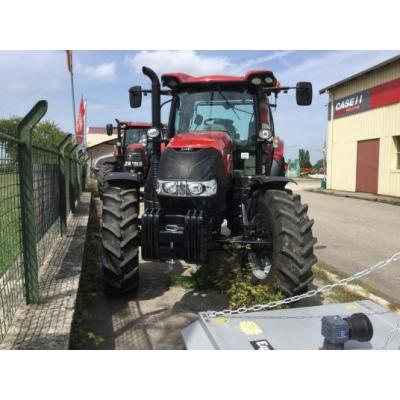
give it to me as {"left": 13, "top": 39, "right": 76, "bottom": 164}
{"left": 259, "top": 129, "right": 273, "bottom": 141}
{"left": 187, "top": 182, "right": 204, "bottom": 195}
{"left": 147, "top": 128, "right": 160, "bottom": 138}
{"left": 162, "top": 181, "right": 177, "bottom": 194}
{"left": 251, "top": 77, "right": 262, "bottom": 85}
{"left": 156, "top": 179, "right": 217, "bottom": 197}
{"left": 264, "top": 76, "right": 274, "bottom": 84}
{"left": 139, "top": 133, "right": 147, "bottom": 146}
{"left": 200, "top": 179, "right": 217, "bottom": 196}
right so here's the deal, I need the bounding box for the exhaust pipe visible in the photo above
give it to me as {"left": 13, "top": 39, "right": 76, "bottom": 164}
{"left": 142, "top": 66, "right": 161, "bottom": 208}
{"left": 142, "top": 66, "right": 161, "bottom": 129}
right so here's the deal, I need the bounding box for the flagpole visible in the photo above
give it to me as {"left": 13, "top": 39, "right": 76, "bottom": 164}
{"left": 84, "top": 98, "right": 87, "bottom": 150}
{"left": 66, "top": 50, "right": 77, "bottom": 140}
{"left": 70, "top": 70, "right": 77, "bottom": 140}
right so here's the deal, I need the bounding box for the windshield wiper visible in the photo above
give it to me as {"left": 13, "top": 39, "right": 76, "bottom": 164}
{"left": 216, "top": 88, "right": 241, "bottom": 120}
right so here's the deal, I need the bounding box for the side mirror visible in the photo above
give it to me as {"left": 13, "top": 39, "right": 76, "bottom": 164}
{"left": 296, "top": 82, "right": 313, "bottom": 106}
{"left": 194, "top": 114, "right": 203, "bottom": 126}
{"left": 129, "top": 86, "right": 142, "bottom": 108}
{"left": 106, "top": 123, "right": 113, "bottom": 136}
{"left": 161, "top": 127, "right": 169, "bottom": 141}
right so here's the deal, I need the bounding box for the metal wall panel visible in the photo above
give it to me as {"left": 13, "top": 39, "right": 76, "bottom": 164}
{"left": 325, "top": 60, "right": 400, "bottom": 196}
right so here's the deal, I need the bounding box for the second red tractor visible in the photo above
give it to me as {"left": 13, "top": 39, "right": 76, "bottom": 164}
{"left": 96, "top": 120, "right": 152, "bottom": 194}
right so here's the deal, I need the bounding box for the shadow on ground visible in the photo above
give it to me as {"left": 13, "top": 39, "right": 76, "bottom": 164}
{"left": 70, "top": 195, "right": 325, "bottom": 350}
{"left": 69, "top": 196, "right": 227, "bottom": 350}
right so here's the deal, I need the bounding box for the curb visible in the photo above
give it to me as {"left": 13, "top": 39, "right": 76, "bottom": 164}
{"left": 316, "top": 260, "right": 400, "bottom": 313}
{"left": 307, "top": 188, "right": 400, "bottom": 206}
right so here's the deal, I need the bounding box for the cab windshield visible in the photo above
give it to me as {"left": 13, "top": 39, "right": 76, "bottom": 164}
{"left": 123, "top": 128, "right": 147, "bottom": 145}
{"left": 173, "top": 89, "right": 256, "bottom": 144}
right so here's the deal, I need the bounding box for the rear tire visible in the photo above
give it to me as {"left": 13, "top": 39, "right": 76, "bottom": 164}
{"left": 97, "top": 162, "right": 115, "bottom": 197}
{"left": 250, "top": 189, "right": 317, "bottom": 296}
{"left": 101, "top": 185, "right": 139, "bottom": 296}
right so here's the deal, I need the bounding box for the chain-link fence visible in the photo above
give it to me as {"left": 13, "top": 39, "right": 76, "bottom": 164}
{"left": 0, "top": 101, "right": 87, "bottom": 341}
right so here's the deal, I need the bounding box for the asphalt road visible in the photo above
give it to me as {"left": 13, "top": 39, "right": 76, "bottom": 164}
{"left": 287, "top": 179, "right": 400, "bottom": 304}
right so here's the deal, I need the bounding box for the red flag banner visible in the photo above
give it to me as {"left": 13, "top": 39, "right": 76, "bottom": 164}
{"left": 76, "top": 97, "right": 85, "bottom": 144}
{"left": 66, "top": 50, "right": 73, "bottom": 73}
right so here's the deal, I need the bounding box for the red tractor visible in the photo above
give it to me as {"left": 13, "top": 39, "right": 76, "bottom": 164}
{"left": 101, "top": 66, "right": 317, "bottom": 297}
{"left": 96, "top": 120, "right": 151, "bottom": 194}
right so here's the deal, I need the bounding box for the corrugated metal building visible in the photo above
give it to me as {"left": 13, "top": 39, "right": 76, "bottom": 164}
{"left": 320, "top": 55, "right": 400, "bottom": 197}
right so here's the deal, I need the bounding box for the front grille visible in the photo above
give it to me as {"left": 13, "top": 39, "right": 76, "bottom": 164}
{"left": 126, "top": 150, "right": 144, "bottom": 163}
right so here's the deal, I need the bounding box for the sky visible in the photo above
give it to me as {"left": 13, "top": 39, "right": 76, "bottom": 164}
{"left": 0, "top": 50, "right": 399, "bottom": 162}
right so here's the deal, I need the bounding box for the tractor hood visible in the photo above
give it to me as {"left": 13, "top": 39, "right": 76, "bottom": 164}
{"left": 158, "top": 131, "right": 232, "bottom": 215}
{"left": 168, "top": 131, "right": 232, "bottom": 155}
{"left": 159, "top": 131, "right": 234, "bottom": 181}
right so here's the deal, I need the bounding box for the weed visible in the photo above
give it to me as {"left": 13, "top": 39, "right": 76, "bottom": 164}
{"left": 327, "top": 286, "right": 368, "bottom": 303}
{"left": 168, "top": 275, "right": 196, "bottom": 290}
{"left": 86, "top": 331, "right": 105, "bottom": 347}
{"left": 192, "top": 245, "right": 286, "bottom": 309}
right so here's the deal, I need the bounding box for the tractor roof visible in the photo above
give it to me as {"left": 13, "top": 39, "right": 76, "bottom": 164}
{"left": 161, "top": 70, "right": 278, "bottom": 89}
{"left": 120, "top": 121, "right": 152, "bottom": 128}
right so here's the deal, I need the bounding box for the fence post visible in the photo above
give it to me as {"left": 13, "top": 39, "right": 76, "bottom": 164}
{"left": 77, "top": 152, "right": 84, "bottom": 194}
{"left": 58, "top": 134, "right": 72, "bottom": 236}
{"left": 68, "top": 144, "right": 79, "bottom": 212}
{"left": 84, "top": 154, "right": 90, "bottom": 189}
{"left": 17, "top": 100, "right": 48, "bottom": 304}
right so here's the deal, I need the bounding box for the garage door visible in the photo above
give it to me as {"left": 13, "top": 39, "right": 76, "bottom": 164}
{"left": 356, "top": 139, "right": 380, "bottom": 194}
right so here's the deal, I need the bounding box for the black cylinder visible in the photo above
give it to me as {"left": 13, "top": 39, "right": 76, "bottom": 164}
{"left": 144, "top": 156, "right": 159, "bottom": 209}
{"left": 344, "top": 313, "right": 373, "bottom": 342}
{"left": 142, "top": 66, "right": 161, "bottom": 129}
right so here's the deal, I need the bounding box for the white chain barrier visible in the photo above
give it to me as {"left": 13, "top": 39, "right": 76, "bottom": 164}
{"left": 206, "top": 251, "right": 400, "bottom": 318}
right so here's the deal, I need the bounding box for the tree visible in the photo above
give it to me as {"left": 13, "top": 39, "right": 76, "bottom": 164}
{"left": 298, "top": 148, "right": 312, "bottom": 169}
{"left": 0, "top": 116, "right": 21, "bottom": 137}
{"left": 32, "top": 121, "right": 66, "bottom": 149}
{"left": 313, "top": 159, "right": 324, "bottom": 170}
{"left": 0, "top": 117, "right": 68, "bottom": 150}
{"left": 304, "top": 150, "right": 312, "bottom": 168}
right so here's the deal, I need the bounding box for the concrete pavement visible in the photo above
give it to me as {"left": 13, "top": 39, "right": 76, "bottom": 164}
{"left": 288, "top": 179, "right": 400, "bottom": 304}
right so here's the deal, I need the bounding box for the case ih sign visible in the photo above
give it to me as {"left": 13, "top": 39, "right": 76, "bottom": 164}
{"left": 328, "top": 77, "right": 400, "bottom": 120}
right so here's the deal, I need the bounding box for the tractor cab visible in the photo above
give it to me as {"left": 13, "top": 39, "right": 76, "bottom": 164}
{"left": 121, "top": 122, "right": 149, "bottom": 147}
{"left": 163, "top": 71, "right": 279, "bottom": 178}
{"left": 105, "top": 120, "right": 151, "bottom": 175}
{"left": 96, "top": 120, "right": 152, "bottom": 195}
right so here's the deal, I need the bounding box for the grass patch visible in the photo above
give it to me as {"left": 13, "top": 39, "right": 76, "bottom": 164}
{"left": 327, "top": 286, "right": 368, "bottom": 303}
{"left": 313, "top": 264, "right": 371, "bottom": 303}
{"left": 0, "top": 172, "right": 22, "bottom": 277}
{"left": 168, "top": 275, "right": 197, "bottom": 290}
{"left": 86, "top": 331, "right": 105, "bottom": 347}
{"left": 69, "top": 195, "right": 102, "bottom": 349}
{"left": 312, "top": 264, "right": 332, "bottom": 282}
{"left": 313, "top": 264, "right": 375, "bottom": 293}
{"left": 170, "top": 245, "right": 286, "bottom": 310}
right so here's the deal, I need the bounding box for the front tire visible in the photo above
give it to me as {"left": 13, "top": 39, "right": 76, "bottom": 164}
{"left": 250, "top": 189, "right": 317, "bottom": 296}
{"left": 97, "top": 162, "right": 115, "bottom": 197}
{"left": 101, "top": 185, "right": 139, "bottom": 295}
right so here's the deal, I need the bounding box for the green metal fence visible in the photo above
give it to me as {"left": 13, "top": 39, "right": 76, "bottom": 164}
{"left": 0, "top": 101, "right": 86, "bottom": 341}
